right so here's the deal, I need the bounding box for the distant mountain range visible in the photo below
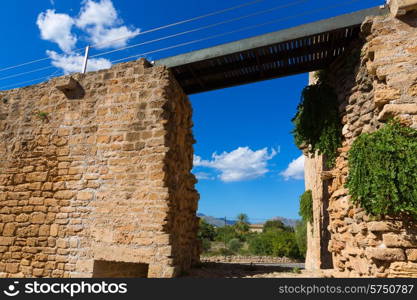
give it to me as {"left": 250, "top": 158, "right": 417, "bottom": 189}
{"left": 197, "top": 213, "right": 299, "bottom": 228}
{"left": 197, "top": 213, "right": 236, "bottom": 227}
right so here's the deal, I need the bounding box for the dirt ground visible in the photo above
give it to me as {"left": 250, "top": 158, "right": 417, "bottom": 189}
{"left": 183, "top": 262, "right": 327, "bottom": 278}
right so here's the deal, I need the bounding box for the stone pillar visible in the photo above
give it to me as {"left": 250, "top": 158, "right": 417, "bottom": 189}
{"left": 304, "top": 72, "right": 333, "bottom": 271}
{"left": 0, "top": 59, "right": 199, "bottom": 278}
{"left": 325, "top": 11, "right": 417, "bottom": 277}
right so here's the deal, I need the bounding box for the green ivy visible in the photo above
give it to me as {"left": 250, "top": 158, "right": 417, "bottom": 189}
{"left": 346, "top": 120, "right": 417, "bottom": 218}
{"left": 299, "top": 190, "right": 313, "bottom": 223}
{"left": 292, "top": 71, "right": 342, "bottom": 167}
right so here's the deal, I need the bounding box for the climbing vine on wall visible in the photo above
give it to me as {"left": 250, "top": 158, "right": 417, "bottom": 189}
{"left": 292, "top": 71, "right": 342, "bottom": 168}
{"left": 346, "top": 120, "right": 417, "bottom": 218}
{"left": 299, "top": 190, "right": 313, "bottom": 223}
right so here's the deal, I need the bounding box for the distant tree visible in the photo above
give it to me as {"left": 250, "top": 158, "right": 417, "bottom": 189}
{"left": 295, "top": 220, "right": 307, "bottom": 258}
{"left": 215, "top": 225, "right": 237, "bottom": 243}
{"left": 198, "top": 219, "right": 216, "bottom": 241}
{"left": 263, "top": 219, "right": 286, "bottom": 232}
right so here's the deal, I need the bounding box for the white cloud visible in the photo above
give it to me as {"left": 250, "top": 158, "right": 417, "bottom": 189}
{"left": 280, "top": 155, "right": 305, "bottom": 180}
{"left": 194, "top": 147, "right": 276, "bottom": 182}
{"left": 47, "top": 50, "right": 111, "bottom": 74}
{"left": 37, "top": 0, "right": 140, "bottom": 73}
{"left": 194, "top": 172, "right": 214, "bottom": 181}
{"left": 76, "top": 0, "right": 139, "bottom": 49}
{"left": 37, "top": 9, "right": 77, "bottom": 53}
{"left": 77, "top": 0, "right": 119, "bottom": 28}
{"left": 84, "top": 25, "right": 140, "bottom": 49}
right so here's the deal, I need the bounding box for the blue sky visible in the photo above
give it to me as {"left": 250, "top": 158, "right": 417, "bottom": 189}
{"left": 0, "top": 0, "right": 385, "bottom": 221}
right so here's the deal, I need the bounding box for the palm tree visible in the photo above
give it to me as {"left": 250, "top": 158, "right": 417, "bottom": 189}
{"left": 236, "top": 213, "right": 249, "bottom": 224}
{"left": 234, "top": 213, "right": 249, "bottom": 239}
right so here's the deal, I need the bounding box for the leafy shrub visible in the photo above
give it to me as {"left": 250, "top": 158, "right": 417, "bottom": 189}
{"left": 218, "top": 248, "right": 235, "bottom": 256}
{"left": 248, "top": 229, "right": 300, "bottom": 258}
{"left": 299, "top": 190, "right": 313, "bottom": 223}
{"left": 201, "top": 238, "right": 211, "bottom": 253}
{"left": 271, "top": 231, "right": 301, "bottom": 258}
{"left": 346, "top": 120, "right": 417, "bottom": 218}
{"left": 292, "top": 71, "right": 342, "bottom": 167}
{"left": 248, "top": 232, "right": 274, "bottom": 256}
{"left": 227, "top": 238, "right": 243, "bottom": 253}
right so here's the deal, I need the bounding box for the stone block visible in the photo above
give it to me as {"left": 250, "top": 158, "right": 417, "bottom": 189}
{"left": 2, "top": 223, "right": 16, "bottom": 236}
{"left": 378, "top": 104, "right": 417, "bottom": 121}
{"left": 406, "top": 249, "right": 417, "bottom": 261}
{"left": 408, "top": 83, "right": 417, "bottom": 96}
{"left": 26, "top": 172, "right": 48, "bottom": 182}
{"left": 54, "top": 191, "right": 75, "bottom": 200}
{"left": 30, "top": 212, "right": 46, "bottom": 224}
{"left": 389, "top": 262, "right": 417, "bottom": 277}
{"left": 374, "top": 86, "right": 401, "bottom": 106}
{"left": 367, "top": 221, "right": 395, "bottom": 232}
{"left": 5, "top": 263, "right": 19, "bottom": 273}
{"left": 0, "top": 237, "right": 15, "bottom": 246}
{"left": 383, "top": 233, "right": 417, "bottom": 248}
{"left": 39, "top": 225, "right": 50, "bottom": 236}
{"left": 366, "top": 247, "right": 406, "bottom": 261}
{"left": 77, "top": 191, "right": 93, "bottom": 201}
{"left": 55, "top": 77, "right": 85, "bottom": 99}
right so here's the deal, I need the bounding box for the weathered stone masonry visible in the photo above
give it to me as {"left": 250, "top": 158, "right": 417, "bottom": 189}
{"left": 0, "top": 59, "right": 199, "bottom": 278}
{"left": 306, "top": 9, "right": 417, "bottom": 277}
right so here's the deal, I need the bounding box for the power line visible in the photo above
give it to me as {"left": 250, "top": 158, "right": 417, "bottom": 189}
{"left": 90, "top": 0, "right": 309, "bottom": 59}
{"left": 0, "top": 69, "right": 62, "bottom": 90}
{"left": 0, "top": 0, "right": 264, "bottom": 74}
{"left": 110, "top": 0, "right": 362, "bottom": 64}
{"left": 0, "top": 48, "right": 84, "bottom": 74}
{"left": 91, "top": 0, "right": 265, "bottom": 49}
{"left": 0, "top": 65, "right": 55, "bottom": 82}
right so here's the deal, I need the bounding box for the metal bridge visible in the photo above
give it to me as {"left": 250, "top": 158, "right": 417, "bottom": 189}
{"left": 155, "top": 6, "right": 388, "bottom": 95}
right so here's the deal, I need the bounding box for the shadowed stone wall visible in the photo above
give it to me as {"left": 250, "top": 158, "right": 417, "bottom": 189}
{"left": 304, "top": 74, "right": 333, "bottom": 272}
{"left": 0, "top": 59, "right": 199, "bottom": 278}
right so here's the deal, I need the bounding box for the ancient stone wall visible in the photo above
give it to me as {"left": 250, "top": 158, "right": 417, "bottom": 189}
{"left": 324, "top": 12, "right": 417, "bottom": 277}
{"left": 0, "top": 59, "right": 199, "bottom": 278}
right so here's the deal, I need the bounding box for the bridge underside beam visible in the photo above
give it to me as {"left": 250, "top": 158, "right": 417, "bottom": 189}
{"left": 155, "top": 6, "right": 388, "bottom": 94}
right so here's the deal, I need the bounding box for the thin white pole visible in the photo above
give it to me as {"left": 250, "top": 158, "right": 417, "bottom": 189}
{"left": 82, "top": 45, "right": 90, "bottom": 74}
